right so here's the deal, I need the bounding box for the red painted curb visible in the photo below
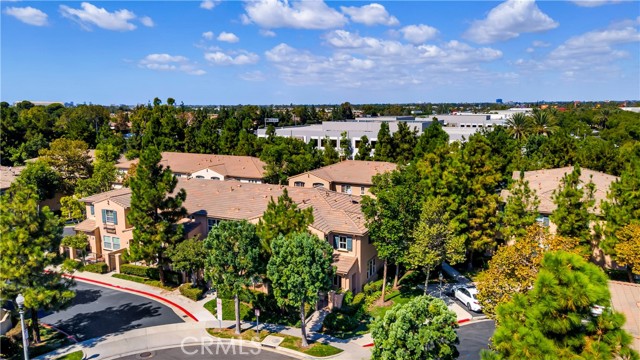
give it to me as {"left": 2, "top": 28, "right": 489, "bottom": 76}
{"left": 41, "top": 322, "right": 78, "bottom": 343}
{"left": 363, "top": 343, "right": 374, "bottom": 348}
{"left": 64, "top": 274, "right": 198, "bottom": 322}
{"left": 457, "top": 318, "right": 471, "bottom": 324}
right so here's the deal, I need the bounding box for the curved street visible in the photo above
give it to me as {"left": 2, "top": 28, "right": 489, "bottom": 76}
{"left": 118, "top": 345, "right": 296, "bottom": 360}
{"left": 40, "top": 281, "right": 185, "bottom": 341}
{"left": 457, "top": 320, "right": 495, "bottom": 360}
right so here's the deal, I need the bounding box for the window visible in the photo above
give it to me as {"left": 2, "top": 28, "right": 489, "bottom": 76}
{"left": 333, "top": 275, "right": 341, "bottom": 287}
{"left": 341, "top": 185, "right": 352, "bottom": 194}
{"left": 103, "top": 236, "right": 121, "bottom": 250}
{"left": 294, "top": 181, "right": 305, "bottom": 187}
{"left": 360, "top": 186, "right": 365, "bottom": 195}
{"left": 207, "top": 218, "right": 219, "bottom": 233}
{"left": 90, "top": 205, "right": 94, "bottom": 216}
{"left": 333, "top": 235, "right": 352, "bottom": 251}
{"left": 313, "top": 183, "right": 324, "bottom": 188}
{"left": 248, "top": 179, "right": 260, "bottom": 184}
{"left": 536, "top": 215, "right": 550, "bottom": 227}
{"left": 196, "top": 175, "right": 204, "bottom": 179}
{"left": 211, "top": 177, "right": 221, "bottom": 180}
{"left": 102, "top": 209, "right": 117, "bottom": 224}
{"left": 367, "top": 258, "right": 376, "bottom": 278}
{"left": 112, "top": 237, "right": 121, "bottom": 250}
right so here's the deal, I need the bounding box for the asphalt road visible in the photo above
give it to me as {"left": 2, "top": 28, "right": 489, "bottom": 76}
{"left": 118, "top": 345, "right": 295, "bottom": 360}
{"left": 41, "top": 281, "right": 185, "bottom": 341}
{"left": 457, "top": 320, "right": 495, "bottom": 360}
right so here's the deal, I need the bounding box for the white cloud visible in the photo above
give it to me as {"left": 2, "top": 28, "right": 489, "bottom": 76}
{"left": 463, "top": 0, "right": 558, "bottom": 44}
{"left": 217, "top": 31, "right": 239, "bottom": 43}
{"left": 532, "top": 40, "right": 550, "bottom": 47}
{"left": 340, "top": 3, "right": 398, "bottom": 26}
{"left": 260, "top": 29, "right": 276, "bottom": 37}
{"left": 205, "top": 50, "right": 259, "bottom": 65}
{"left": 240, "top": 70, "right": 267, "bottom": 81}
{"left": 4, "top": 6, "right": 48, "bottom": 26}
{"left": 242, "top": 0, "right": 347, "bottom": 30}
{"left": 60, "top": 2, "right": 140, "bottom": 31}
{"left": 200, "top": 0, "right": 220, "bottom": 10}
{"left": 400, "top": 24, "right": 438, "bottom": 44}
{"left": 202, "top": 31, "right": 214, "bottom": 40}
{"left": 571, "top": 0, "right": 622, "bottom": 7}
{"left": 140, "top": 16, "right": 154, "bottom": 27}
{"left": 139, "top": 53, "right": 206, "bottom": 75}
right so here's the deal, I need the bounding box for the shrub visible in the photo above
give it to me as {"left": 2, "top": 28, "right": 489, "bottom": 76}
{"left": 323, "top": 311, "right": 360, "bottom": 332}
{"left": 342, "top": 290, "right": 354, "bottom": 306}
{"left": 352, "top": 292, "right": 366, "bottom": 308}
{"left": 84, "top": 262, "right": 108, "bottom": 274}
{"left": 0, "top": 336, "right": 18, "bottom": 358}
{"left": 363, "top": 280, "right": 383, "bottom": 295}
{"left": 120, "top": 264, "right": 159, "bottom": 279}
{"left": 179, "top": 283, "right": 204, "bottom": 301}
{"left": 365, "top": 290, "right": 382, "bottom": 307}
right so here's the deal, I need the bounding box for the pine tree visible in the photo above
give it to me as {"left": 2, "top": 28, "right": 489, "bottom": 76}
{"left": 339, "top": 131, "right": 352, "bottom": 160}
{"left": 550, "top": 165, "right": 595, "bottom": 256}
{"left": 126, "top": 144, "right": 187, "bottom": 284}
{"left": 602, "top": 160, "right": 640, "bottom": 253}
{"left": 414, "top": 121, "right": 449, "bottom": 160}
{"left": 374, "top": 122, "right": 394, "bottom": 162}
{"left": 613, "top": 224, "right": 640, "bottom": 282}
{"left": 355, "top": 135, "right": 372, "bottom": 161}
{"left": 392, "top": 121, "right": 417, "bottom": 164}
{"left": 482, "top": 251, "right": 638, "bottom": 360}
{"left": 322, "top": 136, "right": 340, "bottom": 166}
{"left": 0, "top": 185, "right": 74, "bottom": 343}
{"left": 501, "top": 171, "right": 540, "bottom": 240}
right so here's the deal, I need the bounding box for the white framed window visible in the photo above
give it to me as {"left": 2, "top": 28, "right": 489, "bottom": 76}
{"left": 103, "top": 236, "right": 112, "bottom": 250}
{"left": 196, "top": 175, "right": 204, "bottom": 179}
{"left": 90, "top": 205, "right": 94, "bottom": 215}
{"left": 207, "top": 218, "right": 219, "bottom": 233}
{"left": 102, "top": 209, "right": 117, "bottom": 224}
{"left": 112, "top": 237, "right": 121, "bottom": 250}
{"left": 360, "top": 186, "right": 365, "bottom": 195}
{"left": 294, "top": 181, "right": 305, "bottom": 187}
{"left": 367, "top": 257, "right": 376, "bottom": 279}
{"left": 313, "top": 183, "right": 324, "bottom": 188}
{"left": 211, "top": 177, "right": 221, "bottom": 180}
{"left": 341, "top": 185, "right": 352, "bottom": 194}
{"left": 334, "top": 235, "right": 352, "bottom": 251}
{"left": 536, "top": 215, "right": 550, "bottom": 227}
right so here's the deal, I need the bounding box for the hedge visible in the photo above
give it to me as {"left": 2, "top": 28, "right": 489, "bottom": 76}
{"left": 83, "top": 262, "right": 108, "bottom": 274}
{"left": 179, "top": 283, "right": 204, "bottom": 301}
{"left": 120, "top": 264, "right": 159, "bottom": 279}
{"left": 323, "top": 311, "right": 360, "bottom": 332}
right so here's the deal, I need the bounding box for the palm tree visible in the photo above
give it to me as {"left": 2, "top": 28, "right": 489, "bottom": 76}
{"left": 531, "top": 109, "right": 557, "bottom": 136}
{"left": 505, "top": 112, "right": 531, "bottom": 140}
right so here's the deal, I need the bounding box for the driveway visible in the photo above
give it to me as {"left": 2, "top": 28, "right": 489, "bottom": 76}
{"left": 457, "top": 320, "right": 495, "bottom": 360}
{"left": 41, "top": 281, "right": 184, "bottom": 341}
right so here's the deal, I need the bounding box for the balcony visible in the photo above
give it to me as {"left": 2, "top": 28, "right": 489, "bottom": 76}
{"left": 103, "top": 224, "right": 117, "bottom": 234}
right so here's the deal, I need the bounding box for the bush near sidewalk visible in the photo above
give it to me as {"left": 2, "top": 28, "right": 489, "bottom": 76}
{"left": 120, "top": 264, "right": 160, "bottom": 279}
{"left": 83, "top": 262, "right": 108, "bottom": 274}
{"left": 179, "top": 283, "right": 204, "bottom": 301}
{"left": 112, "top": 273, "right": 176, "bottom": 290}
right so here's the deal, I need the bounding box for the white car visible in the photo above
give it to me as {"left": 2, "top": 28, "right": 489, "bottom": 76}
{"left": 454, "top": 286, "right": 482, "bottom": 312}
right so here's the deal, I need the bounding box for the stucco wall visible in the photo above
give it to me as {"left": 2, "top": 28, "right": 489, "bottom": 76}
{"left": 288, "top": 173, "right": 331, "bottom": 189}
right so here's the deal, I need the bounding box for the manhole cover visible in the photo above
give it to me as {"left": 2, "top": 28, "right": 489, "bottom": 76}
{"left": 137, "top": 351, "right": 155, "bottom": 359}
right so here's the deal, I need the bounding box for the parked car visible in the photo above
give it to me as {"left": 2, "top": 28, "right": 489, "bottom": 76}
{"left": 454, "top": 286, "right": 482, "bottom": 312}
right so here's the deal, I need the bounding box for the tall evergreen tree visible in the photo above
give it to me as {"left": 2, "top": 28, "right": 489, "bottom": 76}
{"left": 601, "top": 160, "right": 640, "bottom": 253}
{"left": 0, "top": 185, "right": 74, "bottom": 343}
{"left": 501, "top": 171, "right": 540, "bottom": 240}
{"left": 414, "top": 121, "right": 449, "bottom": 160}
{"left": 322, "top": 136, "right": 340, "bottom": 166}
{"left": 205, "top": 221, "right": 261, "bottom": 334}
{"left": 392, "top": 122, "right": 417, "bottom": 164}
{"left": 267, "top": 232, "right": 334, "bottom": 347}
{"left": 339, "top": 131, "right": 352, "bottom": 160}
{"left": 126, "top": 145, "right": 187, "bottom": 284}
{"left": 550, "top": 165, "right": 595, "bottom": 255}
{"left": 355, "top": 135, "right": 372, "bottom": 161}
{"left": 374, "top": 122, "right": 394, "bottom": 162}
{"left": 482, "top": 251, "right": 638, "bottom": 360}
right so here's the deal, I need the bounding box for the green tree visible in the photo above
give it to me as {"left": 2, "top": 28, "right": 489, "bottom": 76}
{"left": 550, "top": 165, "right": 595, "bottom": 255}
{"left": 613, "top": 224, "right": 640, "bottom": 282}
{"left": 392, "top": 122, "right": 417, "bottom": 164}
{"left": 339, "top": 131, "right": 352, "bottom": 160}
{"left": 0, "top": 185, "right": 74, "bottom": 343}
{"left": 256, "top": 188, "right": 314, "bottom": 255}
{"left": 414, "top": 121, "right": 449, "bottom": 160}
{"left": 371, "top": 295, "right": 459, "bottom": 360}
{"left": 602, "top": 161, "right": 640, "bottom": 253}
{"left": 505, "top": 112, "right": 531, "bottom": 140}
{"left": 501, "top": 172, "right": 540, "bottom": 240}
{"left": 62, "top": 233, "right": 89, "bottom": 265}
{"left": 11, "top": 160, "right": 62, "bottom": 201}
{"left": 409, "top": 197, "right": 465, "bottom": 294}
{"left": 530, "top": 109, "right": 557, "bottom": 136}
{"left": 205, "top": 221, "right": 261, "bottom": 334}
{"left": 355, "top": 135, "right": 372, "bottom": 161}
{"left": 126, "top": 145, "right": 187, "bottom": 284}
{"left": 482, "top": 251, "right": 638, "bottom": 360}
{"left": 260, "top": 137, "right": 322, "bottom": 184}
{"left": 167, "top": 237, "right": 207, "bottom": 285}
{"left": 374, "top": 122, "right": 394, "bottom": 162}
{"left": 322, "top": 136, "right": 340, "bottom": 166}
{"left": 267, "top": 232, "right": 334, "bottom": 346}
{"left": 60, "top": 195, "right": 85, "bottom": 223}
{"left": 39, "top": 138, "right": 92, "bottom": 193}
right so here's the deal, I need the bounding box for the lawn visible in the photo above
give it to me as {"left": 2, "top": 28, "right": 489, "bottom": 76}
{"left": 111, "top": 273, "right": 178, "bottom": 290}
{"left": 56, "top": 350, "right": 83, "bottom": 360}
{"left": 368, "top": 287, "right": 423, "bottom": 321}
{"left": 204, "top": 298, "right": 252, "bottom": 321}
{"left": 278, "top": 334, "right": 343, "bottom": 357}
{"left": 207, "top": 328, "right": 270, "bottom": 342}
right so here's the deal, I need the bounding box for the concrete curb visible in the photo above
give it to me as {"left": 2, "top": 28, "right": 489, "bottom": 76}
{"left": 63, "top": 273, "right": 199, "bottom": 322}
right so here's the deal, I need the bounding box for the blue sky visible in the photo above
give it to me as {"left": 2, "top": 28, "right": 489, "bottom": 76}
{"left": 2, "top": 1, "right": 639, "bottom": 105}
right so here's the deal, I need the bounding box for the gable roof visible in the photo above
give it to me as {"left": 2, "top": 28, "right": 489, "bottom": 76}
{"left": 0, "top": 166, "right": 25, "bottom": 190}
{"left": 503, "top": 167, "right": 619, "bottom": 215}
{"left": 80, "top": 187, "right": 132, "bottom": 205}
{"left": 115, "top": 152, "right": 267, "bottom": 180}
{"left": 289, "top": 160, "right": 397, "bottom": 186}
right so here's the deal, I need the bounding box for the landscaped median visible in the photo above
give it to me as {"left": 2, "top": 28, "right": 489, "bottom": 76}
{"left": 206, "top": 328, "right": 343, "bottom": 358}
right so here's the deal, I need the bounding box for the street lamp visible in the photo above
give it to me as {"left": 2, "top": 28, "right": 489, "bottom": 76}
{"left": 15, "top": 294, "right": 30, "bottom": 360}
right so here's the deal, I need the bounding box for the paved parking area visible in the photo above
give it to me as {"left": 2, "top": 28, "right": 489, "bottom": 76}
{"left": 457, "top": 320, "right": 495, "bottom": 360}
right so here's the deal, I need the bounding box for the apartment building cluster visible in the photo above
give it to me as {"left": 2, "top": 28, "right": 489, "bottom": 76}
{"left": 71, "top": 155, "right": 395, "bottom": 293}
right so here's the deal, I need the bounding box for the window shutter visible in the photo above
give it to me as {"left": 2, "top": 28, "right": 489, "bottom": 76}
{"left": 347, "top": 237, "right": 353, "bottom": 251}
{"left": 101, "top": 209, "right": 106, "bottom": 223}
{"left": 333, "top": 236, "right": 339, "bottom": 249}
{"left": 113, "top": 211, "right": 118, "bottom": 225}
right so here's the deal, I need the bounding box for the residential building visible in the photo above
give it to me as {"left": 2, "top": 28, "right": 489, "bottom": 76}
{"left": 114, "top": 152, "right": 267, "bottom": 185}
{"left": 0, "top": 165, "right": 63, "bottom": 211}
{"left": 73, "top": 179, "right": 381, "bottom": 293}
{"left": 287, "top": 160, "right": 396, "bottom": 196}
